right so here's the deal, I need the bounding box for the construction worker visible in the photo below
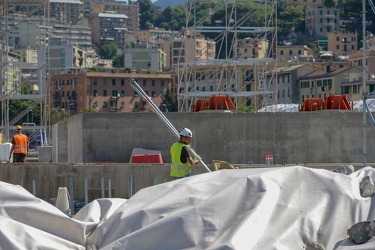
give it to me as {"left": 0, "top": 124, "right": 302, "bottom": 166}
{"left": 170, "top": 128, "right": 199, "bottom": 178}
{"left": 9, "top": 125, "right": 29, "bottom": 163}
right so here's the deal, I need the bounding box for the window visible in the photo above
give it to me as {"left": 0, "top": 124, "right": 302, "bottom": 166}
{"left": 121, "top": 90, "right": 125, "bottom": 96}
{"left": 152, "top": 91, "right": 156, "bottom": 97}
{"left": 121, "top": 79, "right": 125, "bottom": 86}
{"left": 93, "top": 79, "right": 97, "bottom": 85}
{"left": 93, "top": 101, "right": 97, "bottom": 108}
{"left": 112, "top": 90, "right": 118, "bottom": 97}
{"left": 93, "top": 90, "right": 97, "bottom": 96}
{"left": 103, "top": 90, "right": 107, "bottom": 96}
{"left": 152, "top": 80, "right": 155, "bottom": 86}
{"left": 103, "top": 101, "right": 107, "bottom": 108}
{"left": 161, "top": 80, "right": 165, "bottom": 86}
{"left": 134, "top": 91, "right": 138, "bottom": 97}
{"left": 135, "top": 102, "right": 139, "bottom": 108}
{"left": 143, "top": 80, "right": 146, "bottom": 86}
{"left": 121, "top": 102, "right": 125, "bottom": 108}
{"left": 112, "top": 79, "right": 116, "bottom": 86}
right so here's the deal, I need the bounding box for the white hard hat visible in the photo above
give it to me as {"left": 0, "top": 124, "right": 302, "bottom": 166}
{"left": 179, "top": 128, "right": 192, "bottom": 138}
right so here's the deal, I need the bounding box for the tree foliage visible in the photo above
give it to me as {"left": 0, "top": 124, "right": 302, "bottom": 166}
{"left": 98, "top": 41, "right": 118, "bottom": 60}
{"left": 113, "top": 53, "right": 124, "bottom": 68}
{"left": 277, "top": 7, "right": 305, "bottom": 37}
{"left": 8, "top": 85, "right": 41, "bottom": 125}
{"left": 161, "top": 87, "right": 177, "bottom": 112}
{"left": 138, "top": 0, "right": 161, "bottom": 30}
{"left": 323, "top": 0, "right": 338, "bottom": 8}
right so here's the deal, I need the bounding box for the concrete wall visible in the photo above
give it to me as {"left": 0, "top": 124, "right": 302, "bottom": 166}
{"left": 59, "top": 111, "right": 375, "bottom": 165}
{"left": 0, "top": 163, "right": 205, "bottom": 202}
{"left": 52, "top": 122, "right": 68, "bottom": 163}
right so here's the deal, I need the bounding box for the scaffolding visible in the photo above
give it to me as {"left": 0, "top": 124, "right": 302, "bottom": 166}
{"left": 0, "top": 0, "right": 50, "bottom": 145}
{"left": 176, "top": 0, "right": 277, "bottom": 112}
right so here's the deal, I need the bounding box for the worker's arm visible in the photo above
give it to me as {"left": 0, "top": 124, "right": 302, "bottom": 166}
{"left": 187, "top": 156, "right": 199, "bottom": 165}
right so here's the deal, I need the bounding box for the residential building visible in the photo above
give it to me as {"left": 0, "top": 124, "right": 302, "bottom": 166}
{"left": 49, "top": 0, "right": 84, "bottom": 25}
{"left": 305, "top": 7, "right": 340, "bottom": 38}
{"left": 50, "top": 20, "right": 92, "bottom": 48}
{"left": 50, "top": 72, "right": 175, "bottom": 114}
{"left": 0, "top": 50, "right": 21, "bottom": 95}
{"left": 286, "top": 0, "right": 323, "bottom": 10}
{"left": 237, "top": 38, "right": 269, "bottom": 59}
{"left": 348, "top": 50, "right": 375, "bottom": 75}
{"left": 91, "top": 2, "right": 139, "bottom": 33}
{"left": 267, "top": 64, "right": 322, "bottom": 104}
{"left": 49, "top": 45, "right": 89, "bottom": 74}
{"left": 124, "top": 42, "right": 166, "bottom": 73}
{"left": 297, "top": 66, "right": 374, "bottom": 103}
{"left": 91, "top": 12, "right": 128, "bottom": 47}
{"left": 135, "top": 29, "right": 179, "bottom": 70}
{"left": 339, "top": 67, "right": 375, "bottom": 100}
{"left": 327, "top": 32, "right": 358, "bottom": 59}
{"left": 172, "top": 37, "right": 216, "bottom": 65}
{"left": 277, "top": 45, "right": 314, "bottom": 62}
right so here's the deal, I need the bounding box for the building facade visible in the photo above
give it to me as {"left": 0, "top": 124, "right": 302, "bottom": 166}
{"left": 91, "top": 2, "right": 139, "bottom": 33}
{"left": 327, "top": 32, "right": 358, "bottom": 59}
{"left": 50, "top": 72, "right": 175, "bottom": 114}
{"left": 277, "top": 45, "right": 314, "bottom": 62}
{"left": 91, "top": 12, "right": 128, "bottom": 47}
{"left": 286, "top": 0, "right": 324, "bottom": 10}
{"left": 305, "top": 7, "right": 340, "bottom": 38}
{"left": 124, "top": 42, "right": 166, "bottom": 73}
{"left": 237, "top": 38, "right": 269, "bottom": 59}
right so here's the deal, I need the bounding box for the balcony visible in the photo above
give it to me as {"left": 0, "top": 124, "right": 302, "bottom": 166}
{"left": 110, "top": 107, "right": 119, "bottom": 112}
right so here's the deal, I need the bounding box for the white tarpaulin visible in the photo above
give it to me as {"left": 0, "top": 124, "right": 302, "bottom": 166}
{"left": 2, "top": 166, "right": 375, "bottom": 249}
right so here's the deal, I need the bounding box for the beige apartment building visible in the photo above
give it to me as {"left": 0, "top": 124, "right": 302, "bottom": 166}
{"left": 327, "top": 32, "right": 358, "bottom": 58}
{"left": 50, "top": 72, "right": 175, "bottom": 114}
{"left": 287, "top": 0, "right": 324, "bottom": 10}
{"left": 277, "top": 45, "right": 314, "bottom": 62}
{"left": 348, "top": 50, "right": 375, "bottom": 75}
{"left": 305, "top": 7, "right": 340, "bottom": 38}
{"left": 237, "top": 38, "right": 269, "bottom": 59}
{"left": 297, "top": 67, "right": 375, "bottom": 103}
{"left": 91, "top": 2, "right": 139, "bottom": 33}
{"left": 172, "top": 37, "right": 216, "bottom": 65}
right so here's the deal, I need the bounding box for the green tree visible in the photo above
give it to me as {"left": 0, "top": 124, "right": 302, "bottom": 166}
{"left": 8, "top": 85, "right": 41, "bottom": 125}
{"left": 113, "top": 53, "right": 124, "bottom": 68}
{"left": 49, "top": 108, "right": 68, "bottom": 124}
{"left": 277, "top": 7, "right": 305, "bottom": 37}
{"left": 323, "top": 0, "right": 337, "bottom": 8}
{"left": 98, "top": 42, "right": 118, "bottom": 60}
{"left": 161, "top": 87, "right": 177, "bottom": 112}
{"left": 138, "top": 0, "right": 160, "bottom": 30}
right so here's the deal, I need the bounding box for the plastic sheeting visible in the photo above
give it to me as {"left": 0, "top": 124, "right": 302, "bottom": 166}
{"left": 2, "top": 166, "right": 375, "bottom": 249}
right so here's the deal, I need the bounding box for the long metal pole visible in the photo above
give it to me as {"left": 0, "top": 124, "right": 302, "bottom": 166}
{"left": 128, "top": 75, "right": 211, "bottom": 173}
{"left": 363, "top": 0, "right": 367, "bottom": 167}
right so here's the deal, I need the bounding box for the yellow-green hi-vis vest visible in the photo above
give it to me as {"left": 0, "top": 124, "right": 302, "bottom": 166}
{"left": 170, "top": 142, "right": 191, "bottom": 177}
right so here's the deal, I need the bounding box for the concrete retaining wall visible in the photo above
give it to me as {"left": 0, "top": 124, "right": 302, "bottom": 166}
{"left": 56, "top": 111, "right": 375, "bottom": 165}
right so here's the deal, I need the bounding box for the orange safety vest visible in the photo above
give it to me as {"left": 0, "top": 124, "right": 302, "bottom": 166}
{"left": 13, "top": 134, "right": 28, "bottom": 155}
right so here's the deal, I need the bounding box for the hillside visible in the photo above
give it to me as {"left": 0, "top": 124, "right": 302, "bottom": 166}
{"left": 153, "top": 0, "right": 185, "bottom": 9}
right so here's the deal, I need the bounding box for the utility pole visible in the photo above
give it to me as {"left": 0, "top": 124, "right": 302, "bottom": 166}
{"left": 363, "top": 0, "right": 367, "bottom": 167}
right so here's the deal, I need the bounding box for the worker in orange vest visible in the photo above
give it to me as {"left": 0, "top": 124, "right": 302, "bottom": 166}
{"left": 9, "top": 125, "right": 29, "bottom": 163}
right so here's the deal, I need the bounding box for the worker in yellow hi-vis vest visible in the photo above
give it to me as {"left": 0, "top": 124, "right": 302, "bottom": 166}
{"left": 9, "top": 125, "right": 29, "bottom": 163}
{"left": 170, "top": 128, "right": 199, "bottom": 179}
